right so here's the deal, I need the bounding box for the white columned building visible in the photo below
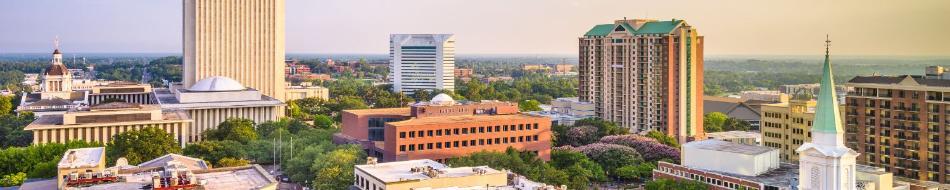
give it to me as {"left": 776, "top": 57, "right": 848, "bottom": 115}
{"left": 389, "top": 34, "right": 455, "bottom": 94}
{"left": 796, "top": 36, "right": 859, "bottom": 190}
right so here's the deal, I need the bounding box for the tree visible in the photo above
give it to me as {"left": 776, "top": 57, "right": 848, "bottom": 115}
{"left": 106, "top": 127, "right": 181, "bottom": 165}
{"left": 0, "top": 96, "right": 13, "bottom": 115}
{"left": 600, "top": 135, "right": 680, "bottom": 162}
{"left": 645, "top": 130, "right": 680, "bottom": 148}
{"left": 217, "top": 157, "right": 251, "bottom": 167}
{"left": 615, "top": 162, "right": 655, "bottom": 182}
{"left": 570, "top": 143, "right": 643, "bottom": 175}
{"left": 0, "top": 113, "right": 35, "bottom": 147}
{"left": 183, "top": 140, "right": 247, "bottom": 166}
{"left": 518, "top": 100, "right": 542, "bottom": 112}
{"left": 204, "top": 118, "right": 258, "bottom": 143}
{"left": 703, "top": 112, "right": 728, "bottom": 132}
{"left": 312, "top": 115, "right": 334, "bottom": 129}
{"left": 0, "top": 172, "right": 25, "bottom": 187}
{"left": 312, "top": 145, "right": 365, "bottom": 189}
{"left": 723, "top": 117, "right": 752, "bottom": 131}
{"left": 645, "top": 178, "right": 709, "bottom": 190}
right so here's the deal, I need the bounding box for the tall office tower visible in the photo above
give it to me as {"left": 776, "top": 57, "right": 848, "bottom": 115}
{"left": 578, "top": 19, "right": 704, "bottom": 142}
{"left": 183, "top": 0, "right": 286, "bottom": 101}
{"left": 389, "top": 34, "right": 455, "bottom": 94}
{"left": 796, "top": 36, "right": 859, "bottom": 190}
{"left": 846, "top": 67, "right": 950, "bottom": 183}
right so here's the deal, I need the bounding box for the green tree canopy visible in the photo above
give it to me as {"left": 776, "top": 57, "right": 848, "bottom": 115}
{"left": 518, "top": 99, "right": 543, "bottom": 112}
{"left": 106, "top": 127, "right": 181, "bottom": 165}
{"left": 703, "top": 112, "right": 728, "bottom": 132}
{"left": 645, "top": 130, "right": 680, "bottom": 148}
{"left": 204, "top": 118, "right": 258, "bottom": 143}
{"left": 645, "top": 178, "right": 709, "bottom": 190}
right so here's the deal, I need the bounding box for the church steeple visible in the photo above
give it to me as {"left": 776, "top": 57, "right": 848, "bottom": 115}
{"left": 812, "top": 35, "right": 843, "bottom": 138}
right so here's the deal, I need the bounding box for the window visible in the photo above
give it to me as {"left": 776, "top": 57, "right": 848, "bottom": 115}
{"left": 400, "top": 145, "right": 406, "bottom": 151}
{"left": 487, "top": 139, "right": 493, "bottom": 145}
{"left": 436, "top": 130, "right": 442, "bottom": 136}
{"left": 445, "top": 142, "right": 451, "bottom": 148}
{"left": 454, "top": 141, "right": 459, "bottom": 147}
{"left": 436, "top": 143, "right": 443, "bottom": 149}
{"left": 368, "top": 118, "right": 403, "bottom": 141}
{"left": 418, "top": 144, "right": 425, "bottom": 150}
{"left": 470, "top": 140, "right": 476, "bottom": 145}
{"left": 534, "top": 123, "right": 539, "bottom": 129}
{"left": 533, "top": 135, "right": 539, "bottom": 141}
{"left": 462, "top": 141, "right": 469, "bottom": 147}
{"left": 504, "top": 138, "right": 509, "bottom": 143}
{"left": 427, "top": 130, "right": 433, "bottom": 137}
{"left": 504, "top": 125, "right": 509, "bottom": 131}
{"left": 409, "top": 131, "right": 416, "bottom": 138}
{"left": 495, "top": 126, "right": 500, "bottom": 131}
{"left": 454, "top": 128, "right": 460, "bottom": 135}
{"left": 427, "top": 143, "right": 433, "bottom": 149}
{"left": 400, "top": 132, "right": 406, "bottom": 138}
{"left": 418, "top": 130, "right": 425, "bottom": 137}
{"left": 487, "top": 127, "right": 493, "bottom": 132}
{"left": 409, "top": 144, "right": 415, "bottom": 151}
{"left": 479, "top": 139, "right": 485, "bottom": 145}
{"left": 495, "top": 138, "right": 500, "bottom": 144}
{"left": 479, "top": 127, "right": 485, "bottom": 133}
{"left": 519, "top": 136, "right": 524, "bottom": 142}
{"left": 470, "top": 127, "right": 476, "bottom": 133}
{"left": 510, "top": 137, "right": 516, "bottom": 142}
{"left": 519, "top": 124, "right": 524, "bottom": 130}
{"left": 462, "top": 128, "right": 469, "bottom": 134}
{"left": 444, "top": 129, "right": 451, "bottom": 136}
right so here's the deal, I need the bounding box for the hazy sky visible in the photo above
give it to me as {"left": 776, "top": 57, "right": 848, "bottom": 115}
{"left": 1, "top": 0, "right": 948, "bottom": 56}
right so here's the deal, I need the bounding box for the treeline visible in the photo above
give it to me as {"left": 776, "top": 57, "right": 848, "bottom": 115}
{"left": 455, "top": 73, "right": 577, "bottom": 104}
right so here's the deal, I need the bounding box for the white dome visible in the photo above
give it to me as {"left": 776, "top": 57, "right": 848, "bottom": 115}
{"left": 188, "top": 76, "right": 245, "bottom": 92}
{"left": 430, "top": 93, "right": 456, "bottom": 106}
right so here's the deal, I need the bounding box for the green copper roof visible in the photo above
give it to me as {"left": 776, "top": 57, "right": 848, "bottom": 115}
{"left": 812, "top": 37, "right": 843, "bottom": 133}
{"left": 583, "top": 20, "right": 684, "bottom": 37}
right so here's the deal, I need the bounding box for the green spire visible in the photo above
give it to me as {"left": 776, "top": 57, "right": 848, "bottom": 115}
{"left": 812, "top": 35, "right": 843, "bottom": 133}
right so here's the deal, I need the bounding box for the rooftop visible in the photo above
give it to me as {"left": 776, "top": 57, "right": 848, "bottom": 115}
{"left": 584, "top": 19, "right": 685, "bottom": 37}
{"left": 343, "top": 107, "right": 412, "bottom": 117}
{"left": 386, "top": 114, "right": 545, "bottom": 127}
{"left": 153, "top": 88, "right": 284, "bottom": 109}
{"left": 705, "top": 131, "right": 762, "bottom": 140}
{"left": 137, "top": 153, "right": 210, "bottom": 170}
{"left": 683, "top": 139, "right": 775, "bottom": 156}
{"left": 188, "top": 76, "right": 246, "bottom": 92}
{"left": 25, "top": 110, "right": 189, "bottom": 130}
{"left": 355, "top": 159, "right": 501, "bottom": 184}
{"left": 58, "top": 147, "right": 104, "bottom": 169}
{"left": 848, "top": 75, "right": 950, "bottom": 88}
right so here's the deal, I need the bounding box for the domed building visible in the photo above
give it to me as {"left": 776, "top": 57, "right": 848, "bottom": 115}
{"left": 155, "top": 76, "right": 284, "bottom": 142}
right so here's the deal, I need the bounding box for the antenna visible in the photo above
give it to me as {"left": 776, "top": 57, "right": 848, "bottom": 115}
{"left": 825, "top": 34, "right": 831, "bottom": 55}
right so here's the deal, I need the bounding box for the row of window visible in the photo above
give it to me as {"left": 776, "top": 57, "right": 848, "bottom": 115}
{"left": 399, "top": 123, "right": 540, "bottom": 139}
{"left": 656, "top": 166, "right": 760, "bottom": 190}
{"left": 399, "top": 135, "right": 540, "bottom": 152}
{"left": 355, "top": 174, "right": 382, "bottom": 190}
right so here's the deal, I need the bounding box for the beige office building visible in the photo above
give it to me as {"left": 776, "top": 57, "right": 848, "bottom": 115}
{"left": 25, "top": 103, "right": 193, "bottom": 147}
{"left": 760, "top": 99, "right": 845, "bottom": 161}
{"left": 183, "top": 0, "right": 286, "bottom": 101}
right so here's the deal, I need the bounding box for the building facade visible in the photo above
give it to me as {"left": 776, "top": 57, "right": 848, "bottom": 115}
{"left": 354, "top": 159, "right": 507, "bottom": 190}
{"left": 25, "top": 103, "right": 193, "bottom": 147}
{"left": 389, "top": 34, "right": 455, "bottom": 94}
{"left": 336, "top": 94, "right": 552, "bottom": 162}
{"left": 845, "top": 70, "right": 950, "bottom": 183}
{"left": 155, "top": 76, "right": 284, "bottom": 142}
{"left": 183, "top": 0, "right": 286, "bottom": 101}
{"left": 88, "top": 83, "right": 154, "bottom": 105}
{"left": 578, "top": 19, "right": 704, "bottom": 142}
{"left": 285, "top": 85, "right": 329, "bottom": 101}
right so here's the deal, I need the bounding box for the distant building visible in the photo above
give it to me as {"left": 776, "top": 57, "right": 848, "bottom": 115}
{"left": 289, "top": 73, "right": 332, "bottom": 81}
{"left": 740, "top": 91, "right": 789, "bottom": 102}
{"left": 480, "top": 76, "right": 513, "bottom": 83}
{"left": 704, "top": 96, "right": 763, "bottom": 129}
{"left": 526, "top": 97, "right": 594, "bottom": 126}
{"left": 285, "top": 85, "right": 329, "bottom": 101}
{"left": 183, "top": 0, "right": 286, "bottom": 101}
{"left": 154, "top": 76, "right": 283, "bottom": 142}
{"left": 88, "top": 82, "right": 154, "bottom": 105}
{"left": 17, "top": 48, "right": 87, "bottom": 116}
{"left": 24, "top": 102, "right": 193, "bottom": 147}
{"left": 578, "top": 18, "right": 704, "bottom": 142}
{"left": 454, "top": 68, "right": 473, "bottom": 78}
{"left": 389, "top": 34, "right": 455, "bottom": 94}
{"left": 554, "top": 64, "right": 574, "bottom": 74}
{"left": 284, "top": 61, "right": 311, "bottom": 75}
{"left": 705, "top": 131, "right": 761, "bottom": 145}
{"left": 335, "top": 94, "right": 552, "bottom": 162}
{"left": 522, "top": 64, "right": 550, "bottom": 72}
{"left": 779, "top": 83, "right": 852, "bottom": 101}
{"left": 760, "top": 99, "right": 843, "bottom": 161}
{"left": 354, "top": 158, "right": 560, "bottom": 190}
{"left": 41, "top": 48, "right": 74, "bottom": 100}
{"left": 845, "top": 67, "right": 950, "bottom": 183}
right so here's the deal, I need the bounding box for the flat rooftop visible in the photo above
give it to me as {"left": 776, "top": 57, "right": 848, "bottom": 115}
{"left": 386, "top": 114, "right": 545, "bottom": 127}
{"left": 355, "top": 159, "right": 501, "bottom": 183}
{"left": 683, "top": 139, "right": 775, "bottom": 155}
{"left": 77, "top": 165, "right": 276, "bottom": 190}
{"left": 153, "top": 88, "right": 284, "bottom": 109}
{"left": 706, "top": 131, "right": 762, "bottom": 139}
{"left": 58, "top": 147, "right": 104, "bottom": 169}
{"left": 344, "top": 107, "right": 412, "bottom": 117}
{"left": 718, "top": 162, "right": 799, "bottom": 188}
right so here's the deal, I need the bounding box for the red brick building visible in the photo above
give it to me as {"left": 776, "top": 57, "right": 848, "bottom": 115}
{"left": 335, "top": 94, "right": 552, "bottom": 162}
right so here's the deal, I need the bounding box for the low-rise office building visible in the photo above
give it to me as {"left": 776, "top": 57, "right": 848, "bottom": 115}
{"left": 56, "top": 147, "right": 113, "bottom": 190}
{"left": 336, "top": 94, "right": 552, "bottom": 162}
{"left": 24, "top": 102, "right": 193, "bottom": 147}
{"left": 285, "top": 85, "right": 329, "bottom": 101}
{"left": 526, "top": 97, "right": 594, "bottom": 126}
{"left": 154, "top": 76, "right": 284, "bottom": 142}
{"left": 759, "top": 99, "right": 845, "bottom": 161}
{"left": 88, "top": 82, "right": 154, "bottom": 105}
{"left": 706, "top": 131, "right": 762, "bottom": 145}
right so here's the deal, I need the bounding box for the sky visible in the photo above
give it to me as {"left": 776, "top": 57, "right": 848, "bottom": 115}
{"left": 1, "top": 0, "right": 949, "bottom": 56}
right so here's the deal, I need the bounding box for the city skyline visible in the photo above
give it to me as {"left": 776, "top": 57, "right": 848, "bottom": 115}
{"left": 1, "top": 0, "right": 949, "bottom": 56}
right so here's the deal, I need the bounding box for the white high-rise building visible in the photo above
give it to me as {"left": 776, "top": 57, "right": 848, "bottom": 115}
{"left": 796, "top": 36, "right": 858, "bottom": 190}
{"left": 389, "top": 34, "right": 455, "bottom": 94}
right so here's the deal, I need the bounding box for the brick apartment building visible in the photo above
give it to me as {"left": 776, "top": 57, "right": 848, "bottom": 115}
{"left": 335, "top": 94, "right": 552, "bottom": 162}
{"left": 845, "top": 69, "right": 950, "bottom": 183}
